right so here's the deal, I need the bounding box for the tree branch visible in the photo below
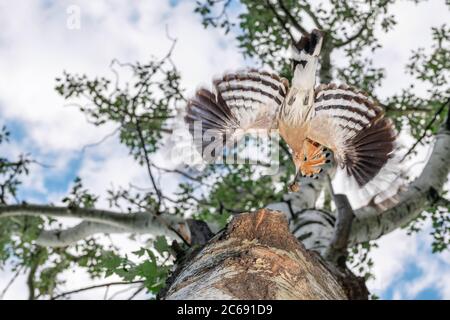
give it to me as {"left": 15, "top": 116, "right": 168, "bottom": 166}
{"left": 350, "top": 111, "right": 450, "bottom": 244}
{"left": 276, "top": 0, "right": 308, "bottom": 35}
{"left": 0, "top": 204, "right": 189, "bottom": 245}
{"left": 319, "top": 36, "right": 333, "bottom": 83}
{"left": 298, "top": 3, "right": 323, "bottom": 30}
{"left": 152, "top": 163, "right": 213, "bottom": 187}
{"left": 0, "top": 266, "right": 23, "bottom": 299}
{"left": 35, "top": 221, "right": 127, "bottom": 247}
{"left": 401, "top": 98, "right": 450, "bottom": 161}
{"left": 332, "top": 12, "right": 373, "bottom": 48}
{"left": 265, "top": 0, "right": 297, "bottom": 42}
{"left": 51, "top": 280, "right": 143, "bottom": 300}
{"left": 324, "top": 194, "right": 354, "bottom": 267}
{"left": 134, "top": 117, "right": 163, "bottom": 210}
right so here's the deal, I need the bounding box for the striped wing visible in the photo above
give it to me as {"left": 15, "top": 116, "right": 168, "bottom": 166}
{"left": 306, "top": 84, "right": 396, "bottom": 187}
{"left": 185, "top": 69, "right": 289, "bottom": 160}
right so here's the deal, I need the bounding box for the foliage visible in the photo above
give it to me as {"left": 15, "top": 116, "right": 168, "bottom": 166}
{"left": 100, "top": 236, "right": 172, "bottom": 295}
{"left": 0, "top": 126, "right": 31, "bottom": 204}
{"left": 407, "top": 192, "right": 450, "bottom": 253}
{"left": 195, "top": 0, "right": 398, "bottom": 82}
{"left": 390, "top": 24, "right": 450, "bottom": 140}
{"left": 62, "top": 177, "right": 98, "bottom": 209}
{"left": 347, "top": 241, "right": 378, "bottom": 281}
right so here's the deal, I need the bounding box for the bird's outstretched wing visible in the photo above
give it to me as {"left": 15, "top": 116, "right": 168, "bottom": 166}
{"left": 185, "top": 69, "right": 289, "bottom": 161}
{"left": 306, "top": 83, "right": 396, "bottom": 187}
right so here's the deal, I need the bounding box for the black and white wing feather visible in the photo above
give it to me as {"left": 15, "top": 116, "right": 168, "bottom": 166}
{"left": 307, "top": 84, "right": 397, "bottom": 187}
{"left": 185, "top": 69, "right": 289, "bottom": 160}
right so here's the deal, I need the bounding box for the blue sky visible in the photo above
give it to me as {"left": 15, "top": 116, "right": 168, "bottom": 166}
{"left": 0, "top": 0, "right": 449, "bottom": 299}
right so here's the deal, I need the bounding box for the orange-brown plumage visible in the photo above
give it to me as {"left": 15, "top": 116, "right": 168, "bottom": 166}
{"left": 185, "top": 29, "right": 396, "bottom": 193}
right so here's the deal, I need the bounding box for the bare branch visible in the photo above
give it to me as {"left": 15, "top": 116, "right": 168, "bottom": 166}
{"left": 127, "top": 285, "right": 146, "bottom": 300}
{"left": 298, "top": 3, "right": 323, "bottom": 30}
{"left": 332, "top": 12, "right": 373, "bottom": 48}
{"left": 152, "top": 164, "right": 213, "bottom": 187}
{"left": 51, "top": 280, "right": 143, "bottom": 300}
{"left": 401, "top": 98, "right": 450, "bottom": 161}
{"left": 132, "top": 117, "right": 164, "bottom": 209}
{"left": 79, "top": 125, "right": 121, "bottom": 155}
{"left": 35, "top": 221, "right": 127, "bottom": 247}
{"left": 0, "top": 266, "right": 23, "bottom": 299}
{"left": 27, "top": 249, "right": 42, "bottom": 300}
{"left": 265, "top": 0, "right": 297, "bottom": 41}
{"left": 0, "top": 204, "right": 189, "bottom": 244}
{"left": 276, "top": 0, "right": 308, "bottom": 35}
{"left": 384, "top": 104, "right": 433, "bottom": 116}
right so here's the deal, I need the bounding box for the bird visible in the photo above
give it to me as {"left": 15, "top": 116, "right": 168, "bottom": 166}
{"left": 184, "top": 29, "right": 397, "bottom": 193}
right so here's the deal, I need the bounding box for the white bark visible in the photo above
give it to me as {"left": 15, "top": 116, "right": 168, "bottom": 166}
{"left": 350, "top": 125, "right": 450, "bottom": 244}
{"left": 0, "top": 204, "right": 190, "bottom": 246}
{"left": 35, "top": 221, "right": 127, "bottom": 247}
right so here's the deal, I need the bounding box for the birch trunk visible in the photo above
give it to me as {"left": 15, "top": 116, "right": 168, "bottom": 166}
{"left": 160, "top": 209, "right": 367, "bottom": 300}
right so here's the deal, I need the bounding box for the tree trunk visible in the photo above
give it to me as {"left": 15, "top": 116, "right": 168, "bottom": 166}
{"left": 160, "top": 209, "right": 368, "bottom": 300}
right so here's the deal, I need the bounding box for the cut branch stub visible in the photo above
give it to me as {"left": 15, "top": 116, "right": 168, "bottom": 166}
{"left": 161, "top": 209, "right": 361, "bottom": 300}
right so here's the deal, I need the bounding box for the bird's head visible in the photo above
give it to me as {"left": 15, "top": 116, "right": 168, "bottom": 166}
{"left": 290, "top": 29, "right": 323, "bottom": 91}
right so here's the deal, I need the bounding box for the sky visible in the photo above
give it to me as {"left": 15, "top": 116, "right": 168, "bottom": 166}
{"left": 0, "top": 0, "right": 449, "bottom": 299}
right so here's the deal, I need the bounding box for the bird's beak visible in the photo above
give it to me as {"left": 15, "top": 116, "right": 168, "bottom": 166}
{"left": 289, "top": 168, "right": 301, "bottom": 192}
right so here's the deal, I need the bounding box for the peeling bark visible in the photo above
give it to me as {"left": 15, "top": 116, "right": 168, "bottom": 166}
{"left": 161, "top": 209, "right": 367, "bottom": 300}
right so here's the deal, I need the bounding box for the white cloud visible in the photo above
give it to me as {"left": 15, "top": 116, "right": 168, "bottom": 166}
{"left": 0, "top": 0, "right": 242, "bottom": 152}
{"left": 367, "top": 222, "right": 450, "bottom": 299}
{"left": 0, "top": 265, "right": 29, "bottom": 300}
{"left": 367, "top": 228, "right": 418, "bottom": 294}
{"left": 374, "top": 0, "right": 449, "bottom": 99}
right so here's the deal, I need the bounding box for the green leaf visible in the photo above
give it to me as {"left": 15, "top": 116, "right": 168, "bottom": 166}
{"left": 153, "top": 236, "right": 170, "bottom": 255}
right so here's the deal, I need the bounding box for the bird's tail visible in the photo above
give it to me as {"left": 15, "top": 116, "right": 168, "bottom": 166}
{"left": 290, "top": 29, "right": 323, "bottom": 89}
